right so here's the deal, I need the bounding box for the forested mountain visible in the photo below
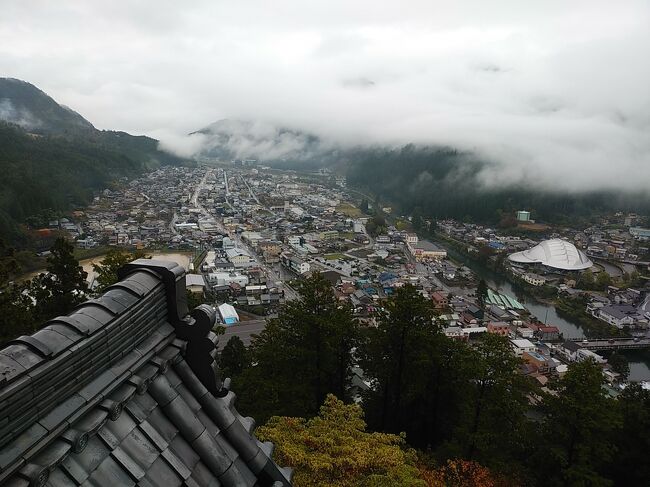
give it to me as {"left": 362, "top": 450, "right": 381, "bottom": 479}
{"left": 0, "top": 78, "right": 94, "bottom": 134}
{"left": 189, "top": 119, "right": 650, "bottom": 224}
{"left": 0, "top": 78, "right": 184, "bottom": 244}
{"left": 345, "top": 145, "right": 650, "bottom": 225}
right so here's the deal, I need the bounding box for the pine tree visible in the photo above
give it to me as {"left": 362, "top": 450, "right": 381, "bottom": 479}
{"left": 237, "top": 273, "right": 358, "bottom": 422}
{"left": 451, "top": 333, "right": 530, "bottom": 469}
{"left": 32, "top": 237, "right": 88, "bottom": 321}
{"left": 360, "top": 198, "right": 369, "bottom": 214}
{"left": 92, "top": 248, "right": 148, "bottom": 292}
{"left": 605, "top": 383, "right": 650, "bottom": 485}
{"left": 476, "top": 279, "right": 488, "bottom": 309}
{"left": 536, "top": 360, "right": 620, "bottom": 486}
{"left": 0, "top": 281, "right": 35, "bottom": 345}
{"left": 358, "top": 285, "right": 438, "bottom": 437}
{"left": 219, "top": 335, "right": 249, "bottom": 380}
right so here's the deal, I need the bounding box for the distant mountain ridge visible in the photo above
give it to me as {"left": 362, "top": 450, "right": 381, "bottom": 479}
{"left": 0, "top": 78, "right": 95, "bottom": 134}
{"left": 192, "top": 119, "right": 342, "bottom": 168}
{"left": 192, "top": 118, "right": 650, "bottom": 225}
{"left": 0, "top": 78, "right": 184, "bottom": 245}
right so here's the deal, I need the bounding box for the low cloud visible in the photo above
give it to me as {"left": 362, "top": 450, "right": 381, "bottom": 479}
{"left": 0, "top": 99, "right": 42, "bottom": 130}
{"left": 157, "top": 132, "right": 207, "bottom": 158}
{"left": 0, "top": 0, "right": 648, "bottom": 192}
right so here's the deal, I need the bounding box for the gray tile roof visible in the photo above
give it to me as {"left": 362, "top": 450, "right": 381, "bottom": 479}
{"left": 0, "top": 259, "right": 292, "bottom": 486}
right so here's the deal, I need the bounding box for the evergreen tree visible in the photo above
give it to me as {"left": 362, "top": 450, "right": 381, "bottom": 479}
{"left": 0, "top": 238, "right": 21, "bottom": 283}
{"left": 412, "top": 206, "right": 424, "bottom": 232}
{"left": 219, "top": 335, "right": 250, "bottom": 380}
{"left": 605, "top": 383, "right": 650, "bottom": 485}
{"left": 359, "top": 198, "right": 369, "bottom": 214}
{"left": 237, "top": 273, "right": 358, "bottom": 422}
{"left": 0, "top": 281, "right": 35, "bottom": 345}
{"left": 409, "top": 332, "right": 474, "bottom": 448}
{"left": 359, "top": 285, "right": 438, "bottom": 437}
{"left": 92, "top": 248, "right": 148, "bottom": 292}
{"left": 449, "top": 333, "right": 530, "bottom": 470}
{"left": 535, "top": 360, "right": 620, "bottom": 486}
{"left": 476, "top": 279, "right": 488, "bottom": 309}
{"left": 577, "top": 269, "right": 595, "bottom": 290}
{"left": 32, "top": 237, "right": 88, "bottom": 321}
{"left": 595, "top": 271, "right": 611, "bottom": 291}
{"left": 186, "top": 289, "right": 205, "bottom": 309}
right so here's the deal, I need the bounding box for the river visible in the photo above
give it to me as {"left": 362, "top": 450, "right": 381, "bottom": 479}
{"left": 436, "top": 240, "right": 650, "bottom": 382}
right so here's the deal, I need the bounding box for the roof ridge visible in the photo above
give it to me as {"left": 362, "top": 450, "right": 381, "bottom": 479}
{"left": 0, "top": 259, "right": 292, "bottom": 486}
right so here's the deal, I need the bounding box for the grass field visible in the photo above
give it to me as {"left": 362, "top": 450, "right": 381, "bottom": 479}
{"left": 336, "top": 202, "right": 362, "bottom": 218}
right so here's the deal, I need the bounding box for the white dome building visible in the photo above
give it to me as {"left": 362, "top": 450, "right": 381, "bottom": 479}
{"left": 508, "top": 238, "right": 593, "bottom": 271}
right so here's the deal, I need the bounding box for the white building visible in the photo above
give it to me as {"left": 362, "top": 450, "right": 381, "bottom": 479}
{"left": 207, "top": 272, "right": 249, "bottom": 287}
{"left": 511, "top": 339, "right": 535, "bottom": 356}
{"left": 576, "top": 349, "right": 606, "bottom": 364}
{"left": 225, "top": 247, "right": 253, "bottom": 267}
{"left": 281, "top": 253, "right": 310, "bottom": 274}
{"left": 185, "top": 274, "right": 206, "bottom": 294}
{"left": 218, "top": 303, "right": 239, "bottom": 325}
{"left": 508, "top": 239, "right": 593, "bottom": 271}
{"left": 516, "top": 210, "right": 531, "bottom": 222}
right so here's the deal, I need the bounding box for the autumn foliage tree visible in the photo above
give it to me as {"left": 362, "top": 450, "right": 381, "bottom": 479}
{"left": 256, "top": 394, "right": 427, "bottom": 487}
{"left": 422, "top": 459, "right": 518, "bottom": 487}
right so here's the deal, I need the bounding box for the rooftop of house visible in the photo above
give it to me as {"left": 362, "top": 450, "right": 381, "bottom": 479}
{"left": 600, "top": 304, "right": 638, "bottom": 319}
{"left": 412, "top": 240, "right": 444, "bottom": 251}
{"left": 0, "top": 259, "right": 291, "bottom": 486}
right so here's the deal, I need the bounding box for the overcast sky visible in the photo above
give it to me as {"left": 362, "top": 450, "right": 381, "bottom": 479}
{"left": 1, "top": 1, "right": 649, "bottom": 191}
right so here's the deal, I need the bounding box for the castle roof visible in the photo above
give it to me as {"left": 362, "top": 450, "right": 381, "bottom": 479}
{"left": 0, "top": 259, "right": 291, "bottom": 486}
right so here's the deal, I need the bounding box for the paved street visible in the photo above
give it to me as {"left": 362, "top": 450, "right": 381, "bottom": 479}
{"left": 217, "top": 320, "right": 267, "bottom": 350}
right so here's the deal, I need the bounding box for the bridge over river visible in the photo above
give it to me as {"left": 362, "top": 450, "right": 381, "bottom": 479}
{"left": 568, "top": 337, "right": 650, "bottom": 351}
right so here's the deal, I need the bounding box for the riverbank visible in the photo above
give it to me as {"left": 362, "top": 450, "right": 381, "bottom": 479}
{"left": 432, "top": 232, "right": 625, "bottom": 334}
{"left": 429, "top": 234, "right": 650, "bottom": 381}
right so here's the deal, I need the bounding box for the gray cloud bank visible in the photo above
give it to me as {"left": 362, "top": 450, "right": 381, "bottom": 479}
{"left": 0, "top": 0, "right": 648, "bottom": 192}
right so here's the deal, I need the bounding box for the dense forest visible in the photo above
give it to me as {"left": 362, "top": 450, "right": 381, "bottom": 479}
{"left": 0, "top": 123, "right": 182, "bottom": 243}
{"left": 345, "top": 145, "right": 650, "bottom": 225}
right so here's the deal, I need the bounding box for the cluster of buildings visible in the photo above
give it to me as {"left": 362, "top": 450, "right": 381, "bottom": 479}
{"left": 587, "top": 286, "right": 650, "bottom": 329}
{"left": 437, "top": 214, "right": 650, "bottom": 330}
{"left": 439, "top": 213, "right": 650, "bottom": 274}
{"left": 67, "top": 167, "right": 211, "bottom": 250}
{"left": 46, "top": 163, "right": 648, "bottom": 388}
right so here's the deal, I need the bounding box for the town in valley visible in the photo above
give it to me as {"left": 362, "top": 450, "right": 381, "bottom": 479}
{"left": 40, "top": 161, "right": 650, "bottom": 390}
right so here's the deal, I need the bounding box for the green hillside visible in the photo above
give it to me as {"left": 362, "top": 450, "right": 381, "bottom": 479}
{"left": 0, "top": 78, "right": 185, "bottom": 244}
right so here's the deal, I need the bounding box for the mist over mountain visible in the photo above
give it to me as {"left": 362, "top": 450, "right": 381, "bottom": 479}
{"left": 0, "top": 78, "right": 184, "bottom": 243}
{"left": 172, "top": 119, "right": 342, "bottom": 168}
{"left": 0, "top": 78, "right": 95, "bottom": 134}
{"left": 166, "top": 117, "right": 650, "bottom": 224}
